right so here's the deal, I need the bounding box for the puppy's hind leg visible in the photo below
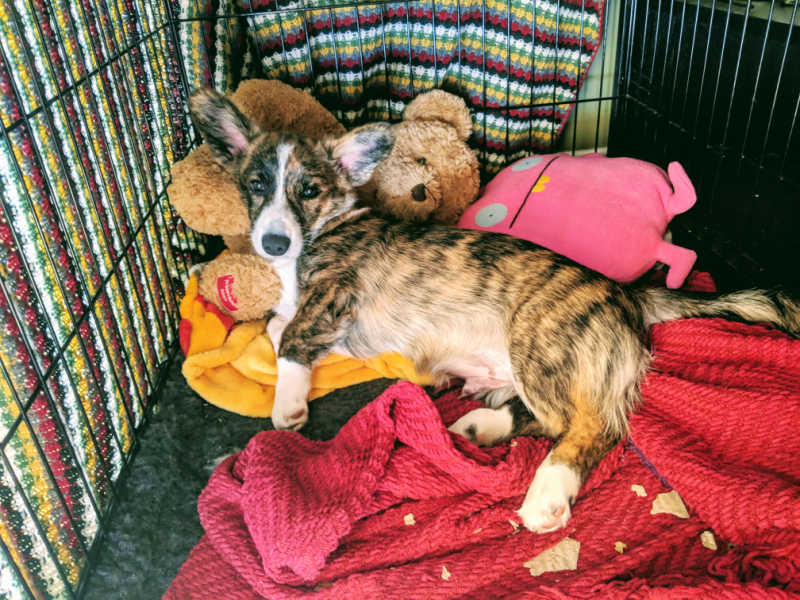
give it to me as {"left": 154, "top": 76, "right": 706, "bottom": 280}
{"left": 516, "top": 391, "right": 618, "bottom": 533}
{"left": 449, "top": 396, "right": 546, "bottom": 447}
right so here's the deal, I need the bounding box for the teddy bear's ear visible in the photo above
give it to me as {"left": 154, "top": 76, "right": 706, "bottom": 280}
{"left": 403, "top": 90, "right": 473, "bottom": 141}
{"left": 189, "top": 88, "right": 261, "bottom": 172}
{"left": 325, "top": 123, "right": 395, "bottom": 186}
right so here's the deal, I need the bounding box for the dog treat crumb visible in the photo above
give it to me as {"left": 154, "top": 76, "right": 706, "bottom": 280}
{"left": 631, "top": 484, "right": 647, "bottom": 497}
{"left": 404, "top": 513, "right": 416, "bottom": 526}
{"left": 614, "top": 541, "right": 627, "bottom": 554}
{"left": 700, "top": 531, "right": 717, "bottom": 550}
{"left": 473, "top": 528, "right": 483, "bottom": 534}
{"left": 524, "top": 537, "right": 580, "bottom": 577}
{"left": 441, "top": 565, "right": 451, "bottom": 581}
{"left": 651, "top": 490, "right": 689, "bottom": 519}
{"left": 510, "top": 440, "right": 518, "bottom": 447}
{"left": 509, "top": 519, "right": 519, "bottom": 531}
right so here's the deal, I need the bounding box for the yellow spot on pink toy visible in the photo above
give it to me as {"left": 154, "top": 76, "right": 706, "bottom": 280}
{"left": 531, "top": 174, "right": 551, "bottom": 193}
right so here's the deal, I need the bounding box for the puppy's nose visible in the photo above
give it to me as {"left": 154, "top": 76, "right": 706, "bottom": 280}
{"left": 262, "top": 233, "right": 290, "bottom": 256}
{"left": 411, "top": 184, "right": 426, "bottom": 202}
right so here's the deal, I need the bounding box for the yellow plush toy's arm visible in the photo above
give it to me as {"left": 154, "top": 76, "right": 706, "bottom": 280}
{"left": 179, "top": 274, "right": 433, "bottom": 417}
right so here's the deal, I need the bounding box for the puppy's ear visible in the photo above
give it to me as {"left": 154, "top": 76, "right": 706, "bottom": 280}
{"left": 325, "top": 123, "right": 394, "bottom": 186}
{"left": 189, "top": 88, "right": 260, "bottom": 171}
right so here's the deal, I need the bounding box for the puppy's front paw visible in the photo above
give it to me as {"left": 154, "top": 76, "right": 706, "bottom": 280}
{"left": 272, "top": 403, "right": 309, "bottom": 431}
{"left": 273, "top": 358, "right": 311, "bottom": 431}
{"left": 517, "top": 457, "right": 581, "bottom": 533}
{"left": 448, "top": 406, "right": 513, "bottom": 447}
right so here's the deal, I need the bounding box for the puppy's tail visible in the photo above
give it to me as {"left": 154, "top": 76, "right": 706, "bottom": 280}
{"left": 637, "top": 286, "right": 800, "bottom": 337}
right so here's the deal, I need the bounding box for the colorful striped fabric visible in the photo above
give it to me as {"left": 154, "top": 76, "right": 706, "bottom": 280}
{"left": 0, "top": 0, "right": 202, "bottom": 597}
{"left": 178, "top": 0, "right": 606, "bottom": 175}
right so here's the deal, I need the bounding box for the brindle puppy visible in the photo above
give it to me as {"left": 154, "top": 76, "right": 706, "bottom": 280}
{"left": 189, "top": 88, "right": 800, "bottom": 533}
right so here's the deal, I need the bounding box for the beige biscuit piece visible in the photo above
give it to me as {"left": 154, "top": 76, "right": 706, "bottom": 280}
{"left": 614, "top": 541, "right": 627, "bottom": 554}
{"left": 441, "top": 565, "right": 451, "bottom": 581}
{"left": 700, "top": 530, "right": 717, "bottom": 550}
{"left": 651, "top": 490, "right": 690, "bottom": 519}
{"left": 631, "top": 484, "right": 647, "bottom": 497}
{"left": 524, "top": 537, "right": 581, "bottom": 577}
{"left": 404, "top": 513, "right": 416, "bottom": 526}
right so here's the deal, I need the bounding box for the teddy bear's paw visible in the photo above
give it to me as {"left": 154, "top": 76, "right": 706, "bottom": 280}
{"left": 517, "top": 455, "right": 581, "bottom": 533}
{"left": 448, "top": 405, "right": 513, "bottom": 447}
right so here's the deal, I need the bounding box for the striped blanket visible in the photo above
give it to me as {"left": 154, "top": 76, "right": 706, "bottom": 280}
{"left": 178, "top": 0, "right": 607, "bottom": 174}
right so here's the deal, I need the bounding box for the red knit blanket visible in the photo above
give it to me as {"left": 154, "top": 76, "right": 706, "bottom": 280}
{"left": 166, "top": 297, "right": 800, "bottom": 599}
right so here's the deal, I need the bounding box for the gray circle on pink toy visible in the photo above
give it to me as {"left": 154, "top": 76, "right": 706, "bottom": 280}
{"left": 511, "top": 156, "right": 542, "bottom": 171}
{"left": 475, "top": 203, "right": 508, "bottom": 227}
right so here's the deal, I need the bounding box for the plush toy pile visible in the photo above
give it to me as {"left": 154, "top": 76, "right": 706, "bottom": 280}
{"left": 166, "top": 271, "right": 800, "bottom": 598}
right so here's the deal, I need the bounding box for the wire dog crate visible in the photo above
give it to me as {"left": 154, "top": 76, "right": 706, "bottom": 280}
{"left": 0, "top": 0, "right": 798, "bottom": 597}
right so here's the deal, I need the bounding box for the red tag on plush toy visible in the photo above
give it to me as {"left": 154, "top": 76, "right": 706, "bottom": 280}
{"left": 217, "top": 274, "right": 238, "bottom": 312}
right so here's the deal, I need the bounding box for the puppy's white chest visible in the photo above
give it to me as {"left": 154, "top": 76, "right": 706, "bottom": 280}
{"left": 272, "top": 258, "right": 299, "bottom": 320}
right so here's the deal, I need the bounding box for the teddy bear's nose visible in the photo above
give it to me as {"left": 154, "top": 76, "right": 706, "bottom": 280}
{"left": 411, "top": 184, "right": 426, "bottom": 202}
{"left": 262, "top": 233, "right": 290, "bottom": 256}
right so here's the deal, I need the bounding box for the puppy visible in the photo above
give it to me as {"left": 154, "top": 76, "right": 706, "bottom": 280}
{"left": 189, "top": 88, "right": 800, "bottom": 533}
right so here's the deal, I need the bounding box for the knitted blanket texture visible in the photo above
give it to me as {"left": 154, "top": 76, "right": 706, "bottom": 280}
{"left": 166, "top": 302, "right": 800, "bottom": 598}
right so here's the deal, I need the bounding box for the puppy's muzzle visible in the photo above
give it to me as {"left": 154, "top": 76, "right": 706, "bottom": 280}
{"left": 262, "top": 231, "right": 291, "bottom": 256}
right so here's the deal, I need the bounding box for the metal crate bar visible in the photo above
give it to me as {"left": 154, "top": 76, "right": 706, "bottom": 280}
{"left": 0, "top": 0, "right": 199, "bottom": 596}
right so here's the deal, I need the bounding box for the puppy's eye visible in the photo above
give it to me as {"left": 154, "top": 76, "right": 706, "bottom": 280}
{"left": 248, "top": 179, "right": 266, "bottom": 194}
{"left": 301, "top": 183, "right": 320, "bottom": 199}
{"left": 416, "top": 157, "right": 427, "bottom": 166}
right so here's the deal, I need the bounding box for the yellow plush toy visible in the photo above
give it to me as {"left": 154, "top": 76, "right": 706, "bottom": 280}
{"left": 178, "top": 274, "right": 432, "bottom": 418}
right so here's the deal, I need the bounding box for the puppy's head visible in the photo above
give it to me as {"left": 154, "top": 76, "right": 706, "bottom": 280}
{"left": 189, "top": 88, "right": 394, "bottom": 261}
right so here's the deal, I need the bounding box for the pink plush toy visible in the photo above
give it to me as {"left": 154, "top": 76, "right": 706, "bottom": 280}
{"left": 458, "top": 153, "right": 698, "bottom": 289}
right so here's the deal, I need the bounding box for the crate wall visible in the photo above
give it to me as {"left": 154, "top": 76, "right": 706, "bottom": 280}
{"left": 0, "top": 0, "right": 202, "bottom": 597}
{"left": 1, "top": 0, "right": 798, "bottom": 597}
{"left": 610, "top": 0, "right": 800, "bottom": 290}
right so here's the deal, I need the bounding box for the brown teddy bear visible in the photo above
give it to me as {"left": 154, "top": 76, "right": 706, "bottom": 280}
{"left": 362, "top": 89, "right": 480, "bottom": 224}
{"left": 168, "top": 80, "right": 480, "bottom": 321}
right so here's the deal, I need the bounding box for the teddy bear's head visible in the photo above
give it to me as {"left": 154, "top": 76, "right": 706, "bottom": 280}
{"left": 361, "top": 90, "right": 480, "bottom": 224}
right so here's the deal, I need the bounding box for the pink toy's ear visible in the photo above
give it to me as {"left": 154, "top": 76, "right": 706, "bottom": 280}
{"left": 656, "top": 240, "right": 698, "bottom": 289}
{"left": 665, "top": 162, "right": 696, "bottom": 217}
